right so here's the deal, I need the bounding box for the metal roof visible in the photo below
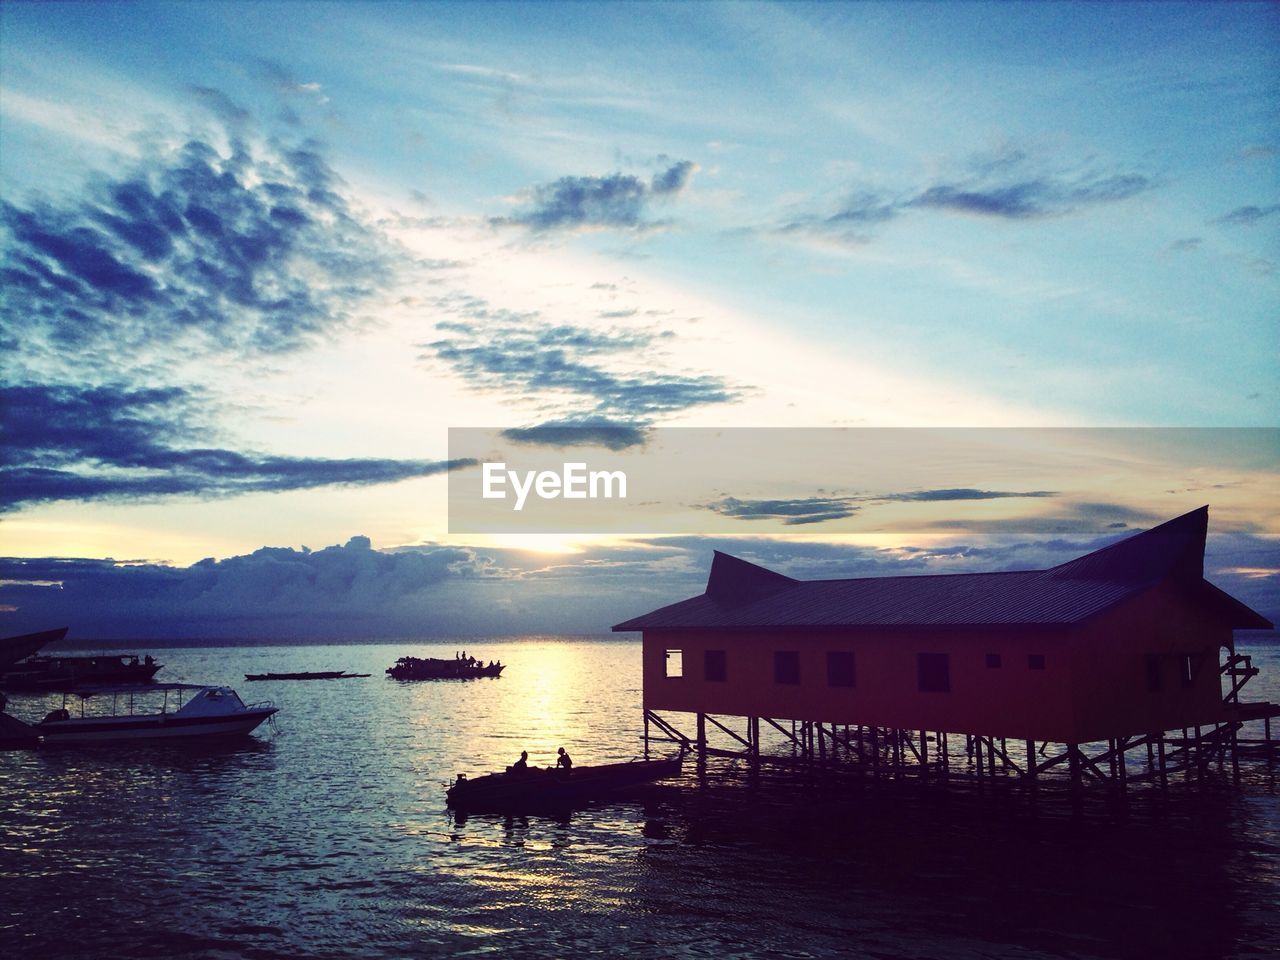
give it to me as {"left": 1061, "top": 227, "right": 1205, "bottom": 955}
{"left": 613, "top": 507, "right": 1273, "bottom": 632}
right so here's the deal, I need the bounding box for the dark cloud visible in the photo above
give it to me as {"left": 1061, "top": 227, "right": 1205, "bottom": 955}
{"left": 0, "top": 383, "right": 469, "bottom": 509}
{"left": 425, "top": 314, "right": 738, "bottom": 423}
{"left": 2, "top": 126, "right": 390, "bottom": 363}
{"left": 701, "top": 488, "right": 1055, "bottom": 526}
{"left": 776, "top": 158, "right": 1154, "bottom": 241}
{"left": 495, "top": 160, "right": 698, "bottom": 231}
{"left": 704, "top": 496, "right": 860, "bottom": 526}
{"left": 881, "top": 488, "right": 1057, "bottom": 503}
{"left": 501, "top": 419, "right": 650, "bottom": 451}
{"left": 1211, "top": 203, "right": 1280, "bottom": 226}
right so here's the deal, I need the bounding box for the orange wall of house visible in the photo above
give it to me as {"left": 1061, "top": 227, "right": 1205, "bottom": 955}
{"left": 642, "top": 626, "right": 1079, "bottom": 742}
{"left": 1067, "top": 586, "right": 1232, "bottom": 742}
{"left": 642, "top": 586, "right": 1237, "bottom": 744}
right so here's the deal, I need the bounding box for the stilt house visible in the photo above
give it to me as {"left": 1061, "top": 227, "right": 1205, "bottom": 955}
{"left": 614, "top": 507, "right": 1271, "bottom": 745}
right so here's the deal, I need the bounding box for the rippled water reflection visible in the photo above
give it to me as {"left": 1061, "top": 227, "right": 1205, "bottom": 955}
{"left": 2, "top": 637, "right": 1278, "bottom": 959}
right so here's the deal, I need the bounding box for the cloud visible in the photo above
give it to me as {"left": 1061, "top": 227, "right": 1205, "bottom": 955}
{"left": 880, "top": 488, "right": 1057, "bottom": 503}
{"left": 775, "top": 153, "right": 1154, "bottom": 242}
{"left": 704, "top": 496, "right": 860, "bottom": 525}
{"left": 0, "top": 383, "right": 470, "bottom": 509}
{"left": 701, "top": 488, "right": 1056, "bottom": 526}
{"left": 494, "top": 160, "right": 698, "bottom": 231}
{"left": 2, "top": 529, "right": 1273, "bottom": 639}
{"left": 501, "top": 418, "right": 650, "bottom": 451}
{"left": 424, "top": 310, "right": 739, "bottom": 425}
{"left": 1211, "top": 203, "right": 1280, "bottom": 226}
{"left": 1, "top": 124, "right": 390, "bottom": 366}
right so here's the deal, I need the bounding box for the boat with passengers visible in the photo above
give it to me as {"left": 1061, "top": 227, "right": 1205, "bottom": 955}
{"left": 35, "top": 683, "right": 278, "bottom": 745}
{"left": 447, "top": 751, "right": 684, "bottom": 811}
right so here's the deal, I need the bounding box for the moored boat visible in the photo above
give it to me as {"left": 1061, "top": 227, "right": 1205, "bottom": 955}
{"left": 0, "top": 627, "right": 68, "bottom": 672}
{"left": 386, "top": 656, "right": 504, "bottom": 681}
{"left": 244, "top": 671, "right": 370, "bottom": 681}
{"left": 446, "top": 752, "right": 684, "bottom": 811}
{"left": 1, "top": 652, "right": 161, "bottom": 691}
{"left": 36, "top": 684, "right": 278, "bottom": 746}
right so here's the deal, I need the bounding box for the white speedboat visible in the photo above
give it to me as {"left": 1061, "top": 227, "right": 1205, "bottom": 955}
{"left": 36, "top": 683, "right": 277, "bottom": 745}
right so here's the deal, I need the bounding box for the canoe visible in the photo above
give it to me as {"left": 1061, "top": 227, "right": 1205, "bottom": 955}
{"left": 446, "top": 753, "right": 684, "bottom": 811}
{"left": 244, "top": 671, "right": 370, "bottom": 681}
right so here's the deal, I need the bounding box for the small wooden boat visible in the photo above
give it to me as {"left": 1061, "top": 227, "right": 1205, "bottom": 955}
{"left": 244, "top": 671, "right": 370, "bottom": 681}
{"left": 446, "top": 752, "right": 684, "bottom": 811}
{"left": 386, "top": 656, "right": 504, "bottom": 681}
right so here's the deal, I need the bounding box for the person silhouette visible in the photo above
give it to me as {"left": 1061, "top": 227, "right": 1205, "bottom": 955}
{"left": 556, "top": 746, "right": 573, "bottom": 774}
{"left": 510, "top": 750, "right": 529, "bottom": 773}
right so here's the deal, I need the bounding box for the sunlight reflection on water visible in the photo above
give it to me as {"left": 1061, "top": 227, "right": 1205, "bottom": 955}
{"left": 1, "top": 636, "right": 1278, "bottom": 959}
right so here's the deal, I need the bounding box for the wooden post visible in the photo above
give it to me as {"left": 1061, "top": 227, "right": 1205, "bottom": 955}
{"left": 975, "top": 736, "right": 984, "bottom": 778}
{"left": 1026, "top": 740, "right": 1037, "bottom": 788}
{"left": 644, "top": 710, "right": 650, "bottom": 760}
{"left": 1068, "top": 744, "right": 1082, "bottom": 793}
{"left": 920, "top": 729, "right": 928, "bottom": 780}
{"left": 696, "top": 712, "right": 706, "bottom": 753}
{"left": 1157, "top": 735, "right": 1168, "bottom": 790}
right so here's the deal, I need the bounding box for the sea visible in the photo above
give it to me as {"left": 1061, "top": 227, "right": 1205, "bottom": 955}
{"left": 2, "top": 635, "right": 1278, "bottom": 960}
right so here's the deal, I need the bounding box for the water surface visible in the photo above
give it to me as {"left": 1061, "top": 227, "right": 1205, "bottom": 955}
{"left": 2, "top": 637, "right": 1277, "bottom": 959}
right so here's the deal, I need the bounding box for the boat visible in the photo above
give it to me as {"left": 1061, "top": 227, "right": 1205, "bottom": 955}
{"left": 386, "top": 656, "right": 504, "bottom": 681}
{"left": 0, "top": 627, "right": 68, "bottom": 672}
{"left": 35, "top": 683, "right": 278, "bottom": 745}
{"left": 1, "top": 652, "right": 162, "bottom": 691}
{"left": 446, "top": 752, "right": 684, "bottom": 811}
{"left": 244, "top": 671, "right": 370, "bottom": 681}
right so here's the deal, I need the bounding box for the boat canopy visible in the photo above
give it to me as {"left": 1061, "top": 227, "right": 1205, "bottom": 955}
{"left": 65, "top": 682, "right": 207, "bottom": 698}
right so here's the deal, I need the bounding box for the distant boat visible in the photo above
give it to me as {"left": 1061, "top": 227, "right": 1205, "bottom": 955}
{"left": 1, "top": 652, "right": 161, "bottom": 691}
{"left": 386, "top": 656, "right": 504, "bottom": 681}
{"left": 447, "top": 753, "right": 684, "bottom": 811}
{"left": 36, "top": 684, "right": 278, "bottom": 746}
{"left": 244, "top": 671, "right": 370, "bottom": 681}
{"left": 0, "top": 627, "right": 68, "bottom": 672}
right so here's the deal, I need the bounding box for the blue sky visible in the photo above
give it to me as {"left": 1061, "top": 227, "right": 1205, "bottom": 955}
{"left": 1, "top": 1, "right": 1276, "bottom": 636}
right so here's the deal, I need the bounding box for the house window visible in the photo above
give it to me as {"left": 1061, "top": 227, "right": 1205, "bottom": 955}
{"left": 1181, "top": 654, "right": 1202, "bottom": 688}
{"left": 827, "top": 651, "right": 856, "bottom": 687}
{"left": 774, "top": 651, "right": 800, "bottom": 685}
{"left": 664, "top": 649, "right": 683, "bottom": 678}
{"left": 704, "top": 649, "right": 727, "bottom": 682}
{"left": 1028, "top": 654, "right": 1046, "bottom": 670}
{"left": 917, "top": 653, "right": 950, "bottom": 693}
{"left": 985, "top": 653, "right": 1002, "bottom": 668}
{"left": 1145, "top": 654, "right": 1162, "bottom": 693}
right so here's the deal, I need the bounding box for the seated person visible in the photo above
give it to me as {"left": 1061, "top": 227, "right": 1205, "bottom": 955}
{"left": 555, "top": 746, "right": 573, "bottom": 774}
{"left": 509, "top": 750, "right": 529, "bottom": 773}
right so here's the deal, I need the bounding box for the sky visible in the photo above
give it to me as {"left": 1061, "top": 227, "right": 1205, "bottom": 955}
{"left": 1, "top": 1, "right": 1277, "bottom": 637}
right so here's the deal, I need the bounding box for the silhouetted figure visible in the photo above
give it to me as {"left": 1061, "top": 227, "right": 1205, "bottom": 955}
{"left": 509, "top": 750, "right": 529, "bottom": 774}
{"left": 556, "top": 746, "right": 573, "bottom": 775}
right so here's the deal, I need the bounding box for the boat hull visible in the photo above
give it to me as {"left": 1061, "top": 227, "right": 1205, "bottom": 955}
{"left": 37, "top": 708, "right": 277, "bottom": 745}
{"left": 447, "top": 755, "right": 683, "bottom": 811}
{"left": 0, "top": 628, "right": 69, "bottom": 672}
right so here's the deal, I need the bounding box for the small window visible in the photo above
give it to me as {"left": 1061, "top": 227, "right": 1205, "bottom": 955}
{"left": 985, "top": 653, "right": 1002, "bottom": 669}
{"left": 704, "top": 649, "right": 727, "bottom": 682}
{"left": 1028, "top": 654, "right": 1046, "bottom": 670}
{"left": 774, "top": 651, "right": 800, "bottom": 685}
{"left": 1181, "top": 654, "right": 1202, "bottom": 688}
{"left": 917, "top": 653, "right": 950, "bottom": 693}
{"left": 664, "top": 649, "right": 683, "bottom": 678}
{"left": 827, "top": 651, "right": 856, "bottom": 687}
{"left": 1145, "top": 654, "right": 1162, "bottom": 693}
